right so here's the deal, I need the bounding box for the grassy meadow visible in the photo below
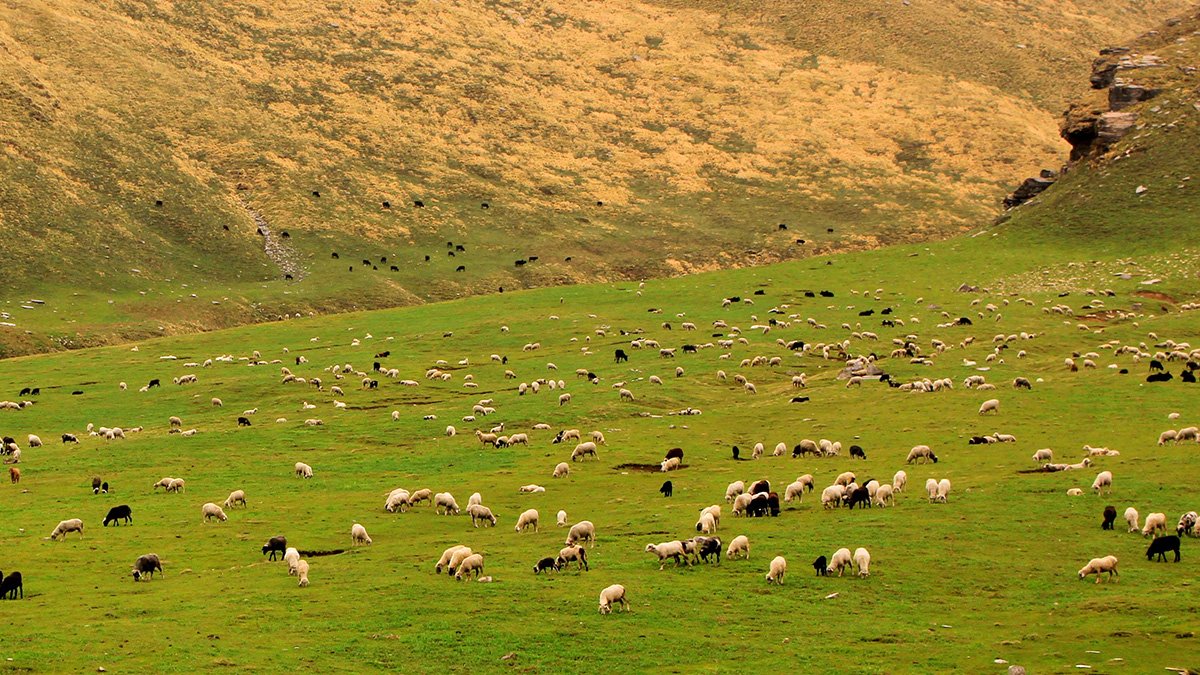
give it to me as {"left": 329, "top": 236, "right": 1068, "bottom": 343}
{"left": 1, "top": 225, "right": 1199, "bottom": 672}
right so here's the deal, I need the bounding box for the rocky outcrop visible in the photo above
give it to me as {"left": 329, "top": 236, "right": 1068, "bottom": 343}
{"left": 1002, "top": 170, "right": 1058, "bottom": 209}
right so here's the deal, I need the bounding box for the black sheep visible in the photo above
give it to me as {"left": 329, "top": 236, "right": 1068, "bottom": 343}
{"left": 846, "top": 487, "right": 872, "bottom": 509}
{"left": 1102, "top": 505, "right": 1117, "bottom": 530}
{"left": 91, "top": 476, "right": 103, "bottom": 494}
{"left": 748, "top": 479, "right": 770, "bottom": 495}
{"left": 746, "top": 494, "right": 770, "bottom": 517}
{"left": 1146, "top": 535, "right": 1181, "bottom": 562}
{"left": 614, "top": 349, "right": 629, "bottom": 363}
{"left": 1149, "top": 359, "right": 1165, "bottom": 372}
{"left": 664, "top": 448, "right": 684, "bottom": 462}
{"left": 813, "top": 556, "right": 829, "bottom": 576}
{"left": 132, "top": 554, "right": 163, "bottom": 581}
{"left": 147, "top": 379, "right": 160, "bottom": 388}
{"left": 766, "top": 492, "right": 781, "bottom": 517}
{"left": 659, "top": 480, "right": 673, "bottom": 498}
{"left": 791, "top": 396, "right": 810, "bottom": 403}
{"left": 101, "top": 482, "right": 109, "bottom": 494}
{"left": 61, "top": 433, "right": 79, "bottom": 444}
{"left": 695, "top": 536, "right": 722, "bottom": 564}
{"left": 1147, "top": 372, "right": 1174, "bottom": 382}
{"left": 850, "top": 445, "right": 866, "bottom": 459}
{"left": 0, "top": 571, "right": 24, "bottom": 599}
{"left": 262, "top": 535, "right": 288, "bottom": 560}
{"left": 1183, "top": 370, "right": 1197, "bottom": 383}
{"left": 533, "top": 557, "right": 560, "bottom": 574}
{"left": 103, "top": 505, "right": 133, "bottom": 526}
{"left": 732, "top": 446, "right": 740, "bottom": 460}
{"left": 237, "top": 416, "right": 252, "bottom": 427}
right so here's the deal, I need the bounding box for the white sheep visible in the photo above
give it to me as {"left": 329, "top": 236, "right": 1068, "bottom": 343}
{"left": 296, "top": 559, "right": 310, "bottom": 587}
{"left": 1142, "top": 512, "right": 1167, "bottom": 537}
{"left": 905, "top": 445, "right": 937, "bottom": 464}
{"left": 553, "top": 462, "right": 570, "bottom": 478}
{"left": 27, "top": 434, "right": 42, "bottom": 448}
{"left": 828, "top": 547, "right": 853, "bottom": 576}
{"left": 1077, "top": 555, "right": 1119, "bottom": 583}
{"left": 873, "top": 484, "right": 894, "bottom": 507}
{"left": 519, "top": 484, "right": 546, "bottom": 494}
{"left": 468, "top": 492, "right": 483, "bottom": 507}
{"left": 821, "top": 485, "right": 845, "bottom": 509}
{"left": 454, "top": 554, "right": 485, "bottom": 581}
{"left": 557, "top": 510, "right": 568, "bottom": 527}
{"left": 765, "top": 556, "right": 787, "bottom": 585}
{"left": 571, "top": 442, "right": 598, "bottom": 462}
{"left": 1091, "top": 471, "right": 1113, "bottom": 494}
{"left": 515, "top": 508, "right": 540, "bottom": 532}
{"left": 935, "top": 479, "right": 951, "bottom": 503}
{"left": 284, "top": 548, "right": 301, "bottom": 574}
{"left": 892, "top": 470, "right": 907, "bottom": 492}
{"left": 201, "top": 502, "right": 228, "bottom": 523}
{"left": 435, "top": 545, "right": 471, "bottom": 574}
{"left": 467, "top": 504, "right": 497, "bottom": 528}
{"left": 835, "top": 471, "right": 856, "bottom": 487}
{"left": 385, "top": 489, "right": 411, "bottom": 512}
{"left": 1125, "top": 507, "right": 1140, "bottom": 532}
{"left": 726, "top": 534, "right": 750, "bottom": 560}
{"left": 925, "top": 478, "right": 939, "bottom": 501}
{"left": 598, "top": 584, "right": 628, "bottom": 614}
{"left": 166, "top": 478, "right": 186, "bottom": 493}
{"left": 784, "top": 481, "right": 807, "bottom": 503}
{"left": 660, "top": 457, "right": 681, "bottom": 472}
{"left": 49, "top": 518, "right": 84, "bottom": 540}
{"left": 1032, "top": 449, "right": 1053, "bottom": 463}
{"left": 446, "top": 425, "right": 457, "bottom": 437}
{"left": 725, "top": 480, "right": 746, "bottom": 502}
{"left": 224, "top": 490, "right": 247, "bottom": 509}
{"left": 645, "top": 541, "right": 689, "bottom": 569}
{"left": 351, "top": 523, "right": 372, "bottom": 545}
{"left": 295, "top": 462, "right": 313, "bottom": 479}
{"left": 978, "top": 398, "right": 1000, "bottom": 415}
{"left": 853, "top": 547, "right": 871, "bottom": 577}
{"left": 696, "top": 512, "right": 717, "bottom": 534}
{"left": 566, "top": 520, "right": 596, "bottom": 548}
{"left": 1067, "top": 488, "right": 1084, "bottom": 496}
{"left": 434, "top": 492, "right": 460, "bottom": 515}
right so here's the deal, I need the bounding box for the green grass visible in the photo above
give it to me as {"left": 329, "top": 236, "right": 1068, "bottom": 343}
{"left": 2, "top": 224, "right": 1200, "bottom": 671}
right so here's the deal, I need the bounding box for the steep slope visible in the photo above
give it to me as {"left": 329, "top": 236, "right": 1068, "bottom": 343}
{"left": 0, "top": 0, "right": 1190, "bottom": 356}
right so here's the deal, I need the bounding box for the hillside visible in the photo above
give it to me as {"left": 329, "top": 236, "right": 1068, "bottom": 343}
{"left": 0, "top": 0, "right": 1192, "bottom": 356}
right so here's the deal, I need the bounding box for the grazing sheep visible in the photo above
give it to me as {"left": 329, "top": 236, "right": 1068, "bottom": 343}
{"left": 835, "top": 471, "right": 856, "bottom": 487}
{"left": 906, "top": 445, "right": 938, "bottom": 464}
{"left": 446, "top": 425, "right": 457, "bottom": 437}
{"left": 557, "top": 510, "right": 568, "bottom": 527}
{"left": 1032, "top": 449, "right": 1053, "bottom": 463}
{"left": 892, "top": 470, "right": 907, "bottom": 492}
{"left": 295, "top": 462, "right": 313, "bottom": 479}
{"left": 49, "top": 518, "right": 85, "bottom": 540}
{"left": 935, "top": 479, "right": 952, "bottom": 503}
{"left": 813, "top": 555, "right": 829, "bottom": 576}
{"left": 408, "top": 488, "right": 434, "bottom": 506}
{"left": 1092, "top": 471, "right": 1113, "bottom": 494}
{"left": 1077, "top": 555, "right": 1119, "bottom": 583}
{"left": 468, "top": 492, "right": 483, "bottom": 507}
{"left": 169, "top": 416, "right": 182, "bottom": 428}
{"left": 224, "top": 490, "right": 247, "bottom": 509}
{"left": 828, "top": 547, "right": 853, "bottom": 576}
{"left": 201, "top": 503, "right": 228, "bottom": 523}
{"left": 821, "top": 485, "right": 845, "bottom": 509}
{"left": 553, "top": 462, "right": 570, "bottom": 478}
{"left": 874, "top": 484, "right": 895, "bottom": 507}
{"left": 556, "top": 545, "right": 589, "bottom": 571}
{"left": 296, "top": 559, "right": 310, "bottom": 587}
{"left": 978, "top": 399, "right": 1000, "bottom": 415}
{"left": 598, "top": 584, "right": 628, "bottom": 614}
{"left": 262, "top": 536, "right": 288, "bottom": 560}
{"left": 1125, "top": 507, "right": 1140, "bottom": 533}
{"left": 660, "top": 457, "right": 681, "bottom": 472}
{"left": 784, "top": 480, "right": 808, "bottom": 503}
{"left": 8, "top": 467, "right": 18, "bottom": 484}
{"left": 853, "top": 547, "right": 871, "bottom": 577}
{"left": 1102, "top": 505, "right": 1117, "bottom": 530}
{"left": 1146, "top": 535, "right": 1181, "bottom": 562}
{"left": 351, "top": 523, "right": 372, "bottom": 545}
{"left": 435, "top": 545, "right": 471, "bottom": 574}
{"left": 515, "top": 509, "right": 540, "bottom": 532}
{"left": 533, "top": 557, "right": 560, "bottom": 574}
{"left": 455, "top": 553, "right": 485, "bottom": 581}
{"left": 566, "top": 521, "right": 596, "bottom": 548}
{"left": 434, "top": 492, "right": 460, "bottom": 515}
{"left": 1142, "top": 512, "right": 1167, "bottom": 537}
{"left": 696, "top": 512, "right": 717, "bottom": 534}
{"left": 385, "top": 489, "right": 411, "bottom": 512}
{"left": 645, "top": 541, "right": 689, "bottom": 569}
{"left": 27, "top": 434, "right": 41, "bottom": 448}
{"left": 765, "top": 556, "right": 787, "bottom": 584}
{"left": 211, "top": 397, "right": 223, "bottom": 407}
{"left": 725, "top": 480, "right": 746, "bottom": 502}
{"left": 1177, "top": 511, "right": 1198, "bottom": 537}
{"left": 131, "top": 553, "right": 163, "bottom": 581}
{"left": 284, "top": 547, "right": 301, "bottom": 574}
{"left": 103, "top": 505, "right": 133, "bottom": 526}
{"left": 571, "top": 442, "right": 598, "bottom": 462}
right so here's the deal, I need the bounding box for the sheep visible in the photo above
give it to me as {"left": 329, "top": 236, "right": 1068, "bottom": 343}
{"left": 434, "top": 492, "right": 460, "bottom": 515}
{"left": 303, "top": 419, "right": 323, "bottom": 426}
{"left": 853, "top": 547, "right": 871, "bottom": 577}
{"left": 435, "top": 545, "right": 471, "bottom": 574}
{"left": 103, "top": 505, "right": 133, "bottom": 526}
{"left": 454, "top": 553, "right": 485, "bottom": 581}
{"left": 731, "top": 492, "right": 754, "bottom": 516}
{"left": 508, "top": 433, "right": 530, "bottom": 446}
{"left": 201, "top": 503, "right": 228, "bottom": 523}
{"left": 351, "top": 523, "right": 372, "bottom": 545}
{"left": 566, "top": 521, "right": 596, "bottom": 548}
{"left": 262, "top": 536, "right": 288, "bottom": 560}
{"left": 725, "top": 481, "right": 746, "bottom": 502}
{"left": 1067, "top": 488, "right": 1084, "bottom": 496}
{"left": 166, "top": 478, "right": 186, "bottom": 493}
{"left": 224, "top": 490, "right": 247, "bottom": 509}
{"left": 385, "top": 489, "right": 411, "bottom": 512}
{"left": 556, "top": 545, "right": 589, "bottom": 571}
{"left": 131, "top": 553, "right": 163, "bottom": 581}
{"left": 1158, "top": 430, "right": 1178, "bottom": 445}
{"left": 297, "top": 559, "right": 310, "bottom": 587}
{"left": 445, "top": 425, "right": 457, "bottom": 437}
{"left": 935, "top": 479, "right": 952, "bottom": 503}
{"left": 468, "top": 492, "right": 483, "bottom": 507}
{"left": 598, "top": 584, "right": 628, "bottom": 614}
{"left": 645, "top": 541, "right": 689, "bottom": 569}
{"left": 696, "top": 512, "right": 717, "bottom": 534}
{"left": 905, "top": 445, "right": 938, "bottom": 464}
{"left": 408, "top": 488, "right": 433, "bottom": 506}
{"left": 892, "top": 470, "right": 907, "bottom": 492}
{"left": 8, "top": 467, "right": 18, "bottom": 484}
{"left": 821, "top": 485, "right": 845, "bottom": 509}
{"left": 571, "top": 442, "right": 598, "bottom": 461}
{"left": 1077, "top": 555, "right": 1119, "bottom": 583}
{"left": 784, "top": 481, "right": 808, "bottom": 503}
{"left": 27, "top": 434, "right": 41, "bottom": 448}
{"left": 515, "top": 508, "right": 539, "bottom": 532}
{"left": 284, "top": 547, "right": 301, "bottom": 574}
{"left": 1142, "top": 512, "right": 1167, "bottom": 537}
{"left": 1092, "top": 471, "right": 1113, "bottom": 494}
{"left": 660, "top": 457, "right": 681, "bottom": 472}
{"left": 874, "top": 484, "right": 895, "bottom": 507}
{"left": 519, "top": 484, "right": 546, "bottom": 494}
{"left": 1125, "top": 507, "right": 1140, "bottom": 533}
{"left": 925, "top": 478, "right": 939, "bottom": 501}
{"left": 295, "top": 462, "right": 313, "bottom": 479}
{"left": 557, "top": 510, "right": 568, "bottom": 527}
{"left": 169, "top": 416, "right": 182, "bottom": 428}
{"left": 1146, "top": 535, "right": 1182, "bottom": 562}
{"left": 978, "top": 398, "right": 1000, "bottom": 415}
{"left": 765, "top": 556, "right": 787, "bottom": 585}
{"left": 835, "top": 471, "right": 856, "bottom": 487}
{"left": 590, "top": 430, "right": 607, "bottom": 445}
{"left": 828, "top": 547, "right": 853, "bottom": 576}
{"left": 726, "top": 535, "right": 750, "bottom": 560}
{"left": 1032, "top": 449, "right": 1053, "bottom": 463}
{"left": 1177, "top": 511, "right": 1198, "bottom": 537}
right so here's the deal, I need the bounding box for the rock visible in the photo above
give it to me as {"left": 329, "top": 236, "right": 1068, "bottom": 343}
{"left": 1109, "top": 81, "right": 1160, "bottom": 110}
{"left": 1004, "top": 173, "right": 1057, "bottom": 209}
{"left": 1135, "top": 185, "right": 1148, "bottom": 194}
{"left": 1096, "top": 111, "right": 1138, "bottom": 147}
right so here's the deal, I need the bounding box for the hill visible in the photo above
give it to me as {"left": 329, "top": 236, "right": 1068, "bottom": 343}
{"left": 0, "top": 0, "right": 1192, "bottom": 356}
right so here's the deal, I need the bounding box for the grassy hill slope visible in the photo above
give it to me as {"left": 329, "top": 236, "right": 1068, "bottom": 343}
{"left": 0, "top": 0, "right": 1191, "bottom": 355}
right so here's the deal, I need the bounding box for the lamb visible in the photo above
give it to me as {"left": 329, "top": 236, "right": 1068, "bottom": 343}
{"left": 296, "top": 559, "right": 310, "bottom": 587}
{"left": 224, "top": 490, "right": 247, "bottom": 509}
{"left": 556, "top": 545, "right": 589, "bottom": 571}
{"left": 571, "top": 442, "right": 598, "bottom": 461}
{"left": 1077, "top": 555, "right": 1119, "bottom": 583}
{"left": 455, "top": 553, "right": 485, "bottom": 581}
{"left": 566, "top": 521, "right": 596, "bottom": 548}
{"left": 765, "top": 556, "right": 787, "bottom": 585}
{"left": 284, "top": 548, "right": 301, "bottom": 575}
{"left": 553, "top": 462, "right": 570, "bottom": 478}
{"left": 978, "top": 398, "right": 1000, "bottom": 415}
{"left": 1142, "top": 512, "right": 1167, "bottom": 537}
{"left": 434, "top": 492, "right": 460, "bottom": 515}
{"left": 828, "top": 547, "right": 853, "bottom": 576}
{"left": 853, "top": 547, "right": 871, "bottom": 577}
{"left": 1125, "top": 507, "right": 1140, "bottom": 533}
{"left": 591, "top": 430, "right": 607, "bottom": 445}
{"left": 906, "top": 445, "right": 938, "bottom": 464}
{"left": 645, "top": 541, "right": 689, "bottom": 569}
{"left": 295, "top": 462, "right": 313, "bottom": 478}
{"left": 262, "top": 536, "right": 288, "bottom": 560}
{"left": 726, "top": 535, "right": 750, "bottom": 559}
{"left": 598, "top": 584, "right": 628, "bottom": 614}
{"left": 1091, "top": 471, "right": 1113, "bottom": 494}
{"left": 201, "top": 503, "right": 228, "bottom": 523}
{"left": 435, "top": 545, "right": 471, "bottom": 574}
{"left": 557, "top": 510, "right": 568, "bottom": 527}
{"left": 49, "top": 519, "right": 84, "bottom": 540}
{"left": 351, "top": 523, "right": 372, "bottom": 545}
{"left": 892, "top": 470, "right": 907, "bottom": 492}
{"left": 131, "top": 553, "right": 164, "bottom": 581}
{"left": 515, "top": 508, "right": 539, "bottom": 532}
